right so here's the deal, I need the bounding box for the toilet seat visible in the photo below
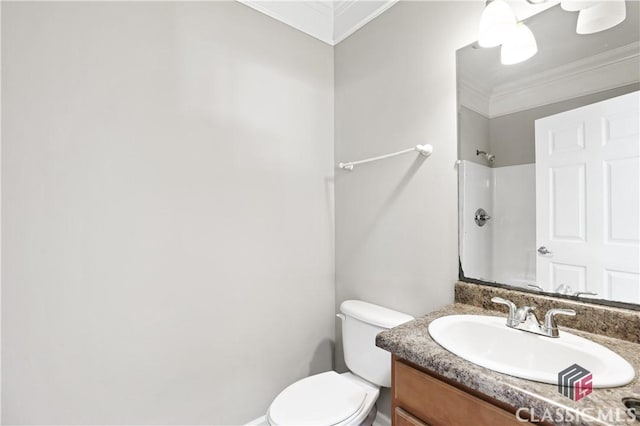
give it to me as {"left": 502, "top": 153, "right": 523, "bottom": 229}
{"left": 267, "top": 372, "right": 379, "bottom": 426}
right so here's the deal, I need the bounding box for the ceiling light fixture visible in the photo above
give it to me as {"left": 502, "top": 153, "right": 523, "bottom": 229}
{"left": 477, "top": 0, "right": 627, "bottom": 67}
{"left": 576, "top": 0, "right": 627, "bottom": 34}
{"left": 477, "top": 0, "right": 538, "bottom": 65}
{"left": 478, "top": 0, "right": 518, "bottom": 47}
{"left": 560, "top": 0, "right": 593, "bottom": 12}
{"left": 500, "top": 22, "right": 538, "bottom": 65}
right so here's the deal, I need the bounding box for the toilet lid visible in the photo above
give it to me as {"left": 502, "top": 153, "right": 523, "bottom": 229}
{"left": 268, "top": 371, "right": 367, "bottom": 426}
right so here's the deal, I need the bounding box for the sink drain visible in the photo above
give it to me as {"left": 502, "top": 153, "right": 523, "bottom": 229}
{"left": 623, "top": 398, "right": 640, "bottom": 422}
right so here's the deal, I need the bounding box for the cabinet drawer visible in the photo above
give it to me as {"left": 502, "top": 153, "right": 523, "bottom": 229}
{"left": 395, "top": 407, "right": 429, "bottom": 426}
{"left": 393, "top": 359, "right": 522, "bottom": 426}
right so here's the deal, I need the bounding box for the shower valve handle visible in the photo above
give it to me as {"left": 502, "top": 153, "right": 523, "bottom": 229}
{"left": 474, "top": 208, "right": 491, "bottom": 227}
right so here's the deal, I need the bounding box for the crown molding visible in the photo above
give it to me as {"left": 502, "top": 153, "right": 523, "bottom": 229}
{"left": 460, "top": 41, "right": 640, "bottom": 119}
{"left": 238, "top": 1, "right": 334, "bottom": 44}
{"left": 333, "top": 0, "right": 399, "bottom": 45}
{"left": 333, "top": 1, "right": 353, "bottom": 17}
{"left": 459, "top": 78, "right": 490, "bottom": 117}
{"left": 237, "top": 0, "right": 397, "bottom": 46}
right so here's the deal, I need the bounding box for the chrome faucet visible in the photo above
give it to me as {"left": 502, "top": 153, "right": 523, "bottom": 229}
{"left": 526, "top": 283, "right": 544, "bottom": 292}
{"left": 491, "top": 297, "right": 576, "bottom": 338}
{"left": 527, "top": 283, "right": 597, "bottom": 298}
{"left": 555, "top": 283, "right": 598, "bottom": 297}
{"left": 542, "top": 308, "right": 577, "bottom": 337}
{"left": 492, "top": 297, "right": 518, "bottom": 327}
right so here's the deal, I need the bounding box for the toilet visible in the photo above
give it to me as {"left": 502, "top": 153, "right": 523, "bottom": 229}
{"left": 266, "top": 300, "right": 414, "bottom": 426}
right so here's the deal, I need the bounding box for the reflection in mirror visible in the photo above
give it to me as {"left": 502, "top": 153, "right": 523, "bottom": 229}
{"left": 457, "top": 2, "right": 640, "bottom": 308}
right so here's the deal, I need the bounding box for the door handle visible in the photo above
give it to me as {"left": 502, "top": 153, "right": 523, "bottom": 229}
{"left": 474, "top": 208, "right": 491, "bottom": 227}
{"left": 538, "top": 246, "right": 552, "bottom": 255}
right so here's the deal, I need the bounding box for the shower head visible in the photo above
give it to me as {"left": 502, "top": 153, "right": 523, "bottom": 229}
{"left": 476, "top": 149, "right": 495, "bottom": 163}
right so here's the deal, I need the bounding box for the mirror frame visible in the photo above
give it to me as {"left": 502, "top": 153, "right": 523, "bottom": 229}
{"left": 455, "top": 2, "right": 640, "bottom": 311}
{"left": 458, "top": 262, "right": 640, "bottom": 311}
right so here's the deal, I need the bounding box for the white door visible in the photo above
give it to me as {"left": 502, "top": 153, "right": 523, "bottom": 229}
{"left": 535, "top": 91, "right": 640, "bottom": 303}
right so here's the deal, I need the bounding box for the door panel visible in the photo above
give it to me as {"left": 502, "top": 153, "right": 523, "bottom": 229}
{"left": 535, "top": 91, "right": 639, "bottom": 302}
{"left": 551, "top": 263, "right": 586, "bottom": 291}
{"left": 604, "top": 158, "right": 640, "bottom": 244}
{"left": 550, "top": 165, "right": 586, "bottom": 241}
{"left": 548, "top": 121, "right": 585, "bottom": 154}
{"left": 606, "top": 270, "right": 640, "bottom": 304}
{"left": 603, "top": 110, "right": 640, "bottom": 146}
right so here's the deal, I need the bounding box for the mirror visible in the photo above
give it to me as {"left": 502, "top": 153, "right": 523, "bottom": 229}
{"left": 457, "top": 2, "right": 640, "bottom": 308}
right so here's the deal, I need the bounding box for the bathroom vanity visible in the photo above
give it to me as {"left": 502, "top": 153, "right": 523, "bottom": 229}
{"left": 377, "top": 284, "right": 640, "bottom": 426}
{"left": 392, "top": 356, "right": 528, "bottom": 425}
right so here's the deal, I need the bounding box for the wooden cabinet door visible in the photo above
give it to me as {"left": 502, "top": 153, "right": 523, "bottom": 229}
{"left": 393, "top": 359, "right": 522, "bottom": 426}
{"left": 395, "top": 407, "right": 429, "bottom": 426}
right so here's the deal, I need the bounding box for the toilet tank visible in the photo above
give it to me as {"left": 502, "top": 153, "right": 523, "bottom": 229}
{"left": 339, "top": 300, "right": 413, "bottom": 388}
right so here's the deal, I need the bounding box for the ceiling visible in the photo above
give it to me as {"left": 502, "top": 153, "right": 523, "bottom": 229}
{"left": 459, "top": 1, "right": 640, "bottom": 94}
{"left": 236, "top": 0, "right": 563, "bottom": 47}
{"left": 237, "top": 0, "right": 399, "bottom": 45}
{"left": 458, "top": 1, "right": 640, "bottom": 117}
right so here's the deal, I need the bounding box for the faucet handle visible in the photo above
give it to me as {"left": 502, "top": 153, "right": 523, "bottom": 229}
{"left": 543, "top": 308, "right": 576, "bottom": 337}
{"left": 491, "top": 297, "right": 518, "bottom": 326}
{"left": 491, "top": 297, "right": 516, "bottom": 311}
{"left": 574, "top": 291, "right": 597, "bottom": 297}
{"left": 527, "top": 283, "right": 544, "bottom": 292}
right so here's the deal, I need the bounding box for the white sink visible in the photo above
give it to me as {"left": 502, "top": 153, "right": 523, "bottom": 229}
{"left": 428, "top": 315, "right": 635, "bottom": 387}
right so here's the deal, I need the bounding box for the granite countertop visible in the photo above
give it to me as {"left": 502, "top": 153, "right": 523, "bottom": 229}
{"left": 376, "top": 303, "right": 640, "bottom": 426}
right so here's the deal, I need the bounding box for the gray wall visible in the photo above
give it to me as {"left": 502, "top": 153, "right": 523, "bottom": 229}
{"left": 459, "top": 106, "right": 491, "bottom": 166}
{"left": 334, "top": 1, "right": 483, "bottom": 417}
{"left": 1, "top": 2, "right": 334, "bottom": 424}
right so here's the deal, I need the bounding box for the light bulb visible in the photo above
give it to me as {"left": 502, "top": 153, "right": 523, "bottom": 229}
{"left": 576, "top": 0, "right": 626, "bottom": 34}
{"left": 500, "top": 23, "right": 538, "bottom": 65}
{"left": 478, "top": 0, "right": 518, "bottom": 48}
{"left": 561, "top": 0, "right": 596, "bottom": 12}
